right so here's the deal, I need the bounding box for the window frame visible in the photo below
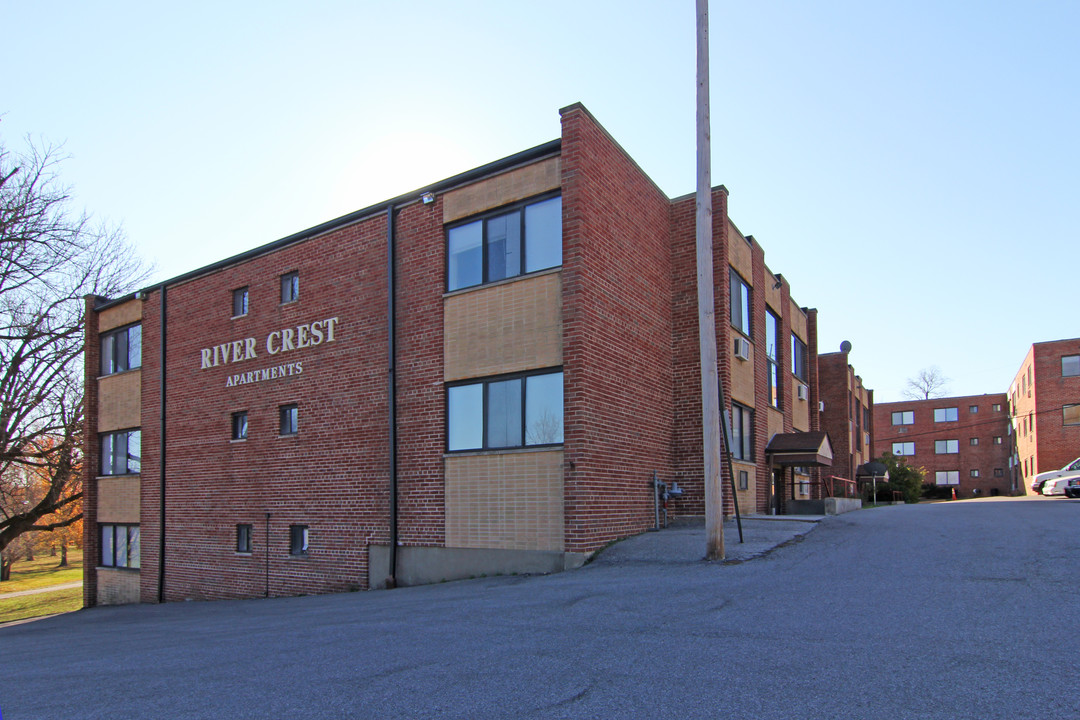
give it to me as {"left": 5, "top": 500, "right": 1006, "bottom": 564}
{"left": 933, "top": 407, "right": 959, "bottom": 423}
{"left": 280, "top": 271, "right": 299, "bottom": 304}
{"left": 100, "top": 428, "right": 141, "bottom": 476}
{"left": 891, "top": 411, "right": 914, "bottom": 426}
{"left": 99, "top": 523, "right": 140, "bottom": 569}
{"left": 935, "top": 439, "right": 959, "bottom": 454}
{"left": 289, "top": 524, "right": 309, "bottom": 556}
{"left": 1062, "top": 355, "right": 1080, "bottom": 378}
{"left": 791, "top": 334, "right": 808, "bottom": 382}
{"left": 892, "top": 441, "right": 914, "bottom": 456}
{"left": 729, "top": 269, "right": 752, "bottom": 337}
{"left": 1063, "top": 404, "right": 1080, "bottom": 426}
{"left": 445, "top": 193, "right": 562, "bottom": 292}
{"left": 446, "top": 368, "right": 563, "bottom": 452}
{"left": 232, "top": 411, "right": 249, "bottom": 441}
{"left": 730, "top": 402, "right": 755, "bottom": 462}
{"left": 765, "top": 309, "right": 781, "bottom": 409}
{"left": 236, "top": 524, "right": 253, "bottom": 553}
{"left": 935, "top": 470, "right": 960, "bottom": 486}
{"left": 232, "top": 287, "right": 249, "bottom": 318}
{"left": 100, "top": 323, "right": 142, "bottom": 376}
{"left": 279, "top": 404, "right": 299, "bottom": 436}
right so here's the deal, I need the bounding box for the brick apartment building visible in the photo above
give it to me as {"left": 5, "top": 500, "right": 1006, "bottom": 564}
{"left": 85, "top": 104, "right": 854, "bottom": 606}
{"left": 873, "top": 394, "right": 1011, "bottom": 497}
{"left": 1008, "top": 338, "right": 1080, "bottom": 490}
{"left": 817, "top": 348, "right": 874, "bottom": 489}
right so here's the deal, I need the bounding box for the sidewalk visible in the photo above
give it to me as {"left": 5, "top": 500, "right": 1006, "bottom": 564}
{"left": 592, "top": 515, "right": 825, "bottom": 566}
{"left": 0, "top": 581, "right": 82, "bottom": 599}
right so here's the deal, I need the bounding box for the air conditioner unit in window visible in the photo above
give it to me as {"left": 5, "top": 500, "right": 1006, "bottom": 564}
{"left": 818, "top": 400, "right": 825, "bottom": 412}
{"left": 734, "top": 337, "right": 750, "bottom": 361}
{"left": 797, "top": 384, "right": 808, "bottom": 401}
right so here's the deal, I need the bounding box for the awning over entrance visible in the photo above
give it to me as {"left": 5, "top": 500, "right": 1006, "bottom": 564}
{"left": 765, "top": 431, "right": 834, "bottom": 467}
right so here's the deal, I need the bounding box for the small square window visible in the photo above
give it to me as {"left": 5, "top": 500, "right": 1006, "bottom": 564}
{"left": 236, "top": 524, "right": 253, "bottom": 553}
{"left": 969, "top": 405, "right": 978, "bottom": 414}
{"left": 994, "top": 468, "right": 1003, "bottom": 477}
{"left": 970, "top": 469, "right": 980, "bottom": 478}
{"left": 231, "top": 411, "right": 248, "bottom": 440}
{"left": 992, "top": 403, "right": 1002, "bottom": 412}
{"left": 289, "top": 525, "right": 309, "bottom": 555}
{"left": 280, "top": 271, "right": 299, "bottom": 304}
{"left": 970, "top": 437, "right": 979, "bottom": 446}
{"left": 994, "top": 436, "right": 1003, "bottom": 445}
{"left": 1062, "top": 355, "right": 1080, "bottom": 377}
{"left": 232, "top": 287, "right": 249, "bottom": 317}
{"left": 279, "top": 404, "right": 298, "bottom": 435}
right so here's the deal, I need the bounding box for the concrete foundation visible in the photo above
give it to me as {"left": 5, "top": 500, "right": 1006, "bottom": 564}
{"left": 786, "top": 497, "right": 862, "bottom": 516}
{"left": 368, "top": 545, "right": 588, "bottom": 590}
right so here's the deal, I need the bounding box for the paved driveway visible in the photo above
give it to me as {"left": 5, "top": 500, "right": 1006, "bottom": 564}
{"left": 2, "top": 497, "right": 1077, "bottom": 719}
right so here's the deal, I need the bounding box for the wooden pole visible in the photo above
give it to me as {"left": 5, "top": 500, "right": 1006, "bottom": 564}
{"left": 696, "top": 0, "right": 724, "bottom": 560}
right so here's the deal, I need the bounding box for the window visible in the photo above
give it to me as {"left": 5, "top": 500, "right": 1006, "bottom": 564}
{"left": 994, "top": 436, "right": 1002, "bottom": 445}
{"left": 280, "top": 271, "right": 299, "bottom": 304}
{"left": 935, "top": 439, "right": 959, "bottom": 454}
{"left": 1063, "top": 355, "right": 1080, "bottom": 377}
{"left": 100, "top": 429, "right": 141, "bottom": 475}
{"left": 729, "top": 270, "right": 751, "bottom": 336}
{"left": 279, "top": 404, "right": 298, "bottom": 435}
{"left": 232, "top": 287, "right": 249, "bottom": 317}
{"left": 730, "top": 403, "right": 754, "bottom": 461}
{"left": 446, "top": 195, "right": 562, "bottom": 291}
{"left": 969, "top": 405, "right": 979, "bottom": 414}
{"left": 970, "top": 437, "right": 979, "bottom": 446}
{"left": 891, "top": 411, "right": 914, "bottom": 426}
{"left": 100, "top": 323, "right": 142, "bottom": 376}
{"left": 1027, "top": 366, "right": 1032, "bottom": 395}
{"left": 992, "top": 403, "right": 1002, "bottom": 412}
{"left": 970, "top": 469, "right": 980, "bottom": 478}
{"left": 236, "top": 524, "right": 253, "bottom": 553}
{"left": 232, "top": 411, "right": 248, "bottom": 440}
{"left": 289, "top": 525, "right": 309, "bottom": 555}
{"left": 791, "top": 334, "right": 808, "bottom": 382}
{"left": 934, "top": 407, "right": 959, "bottom": 423}
{"left": 447, "top": 370, "right": 563, "bottom": 451}
{"left": 892, "top": 442, "right": 914, "bottom": 456}
{"left": 100, "top": 524, "right": 140, "bottom": 568}
{"left": 738, "top": 470, "right": 749, "bottom": 490}
{"left": 765, "top": 310, "right": 781, "bottom": 409}
{"left": 1064, "top": 404, "right": 1080, "bottom": 426}
{"left": 935, "top": 471, "right": 959, "bottom": 486}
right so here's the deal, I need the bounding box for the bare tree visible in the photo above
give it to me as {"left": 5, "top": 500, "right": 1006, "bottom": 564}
{"left": 902, "top": 366, "right": 950, "bottom": 400}
{"left": 0, "top": 134, "right": 148, "bottom": 578}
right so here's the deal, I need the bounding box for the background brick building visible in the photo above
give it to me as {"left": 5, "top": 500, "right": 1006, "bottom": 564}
{"left": 818, "top": 348, "right": 874, "bottom": 489}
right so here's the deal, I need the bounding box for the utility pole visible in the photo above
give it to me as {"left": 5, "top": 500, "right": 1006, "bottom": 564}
{"left": 696, "top": 0, "right": 724, "bottom": 560}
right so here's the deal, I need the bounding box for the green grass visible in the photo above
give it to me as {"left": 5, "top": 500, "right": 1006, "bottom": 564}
{"left": 0, "top": 549, "right": 83, "bottom": 593}
{"left": 0, "top": 586, "right": 83, "bottom": 624}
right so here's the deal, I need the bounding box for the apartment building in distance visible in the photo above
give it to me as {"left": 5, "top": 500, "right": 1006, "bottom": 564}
{"left": 873, "top": 394, "right": 1011, "bottom": 497}
{"left": 817, "top": 347, "right": 874, "bottom": 488}
{"left": 1008, "top": 338, "right": 1080, "bottom": 490}
{"left": 84, "top": 103, "right": 859, "bottom": 607}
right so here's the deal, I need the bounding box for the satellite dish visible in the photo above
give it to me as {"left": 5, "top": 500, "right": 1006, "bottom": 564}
{"left": 840, "top": 340, "right": 852, "bottom": 353}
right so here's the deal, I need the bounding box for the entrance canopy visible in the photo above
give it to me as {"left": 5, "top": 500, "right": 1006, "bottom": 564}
{"left": 765, "top": 431, "right": 834, "bottom": 467}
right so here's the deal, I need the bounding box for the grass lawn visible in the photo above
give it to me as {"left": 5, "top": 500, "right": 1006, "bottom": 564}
{"left": 0, "top": 548, "right": 83, "bottom": 623}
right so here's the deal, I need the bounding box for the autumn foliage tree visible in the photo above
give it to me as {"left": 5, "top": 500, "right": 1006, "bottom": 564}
{"left": 0, "top": 132, "right": 146, "bottom": 579}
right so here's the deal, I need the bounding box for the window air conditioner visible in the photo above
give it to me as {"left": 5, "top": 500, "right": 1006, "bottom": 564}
{"left": 797, "top": 384, "right": 808, "bottom": 401}
{"left": 734, "top": 337, "right": 750, "bottom": 361}
{"left": 818, "top": 400, "right": 825, "bottom": 412}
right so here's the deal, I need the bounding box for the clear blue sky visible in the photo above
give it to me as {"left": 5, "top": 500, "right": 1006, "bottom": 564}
{"left": 3, "top": 1, "right": 1076, "bottom": 402}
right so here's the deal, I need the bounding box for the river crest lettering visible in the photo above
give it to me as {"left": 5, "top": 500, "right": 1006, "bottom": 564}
{"left": 200, "top": 317, "right": 339, "bottom": 370}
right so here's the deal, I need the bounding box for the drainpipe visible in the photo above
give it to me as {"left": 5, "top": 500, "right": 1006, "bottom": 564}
{"left": 264, "top": 511, "right": 271, "bottom": 597}
{"left": 157, "top": 283, "right": 167, "bottom": 603}
{"left": 386, "top": 204, "right": 399, "bottom": 588}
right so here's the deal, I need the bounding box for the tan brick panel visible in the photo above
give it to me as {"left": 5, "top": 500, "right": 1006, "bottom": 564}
{"left": 97, "top": 476, "right": 141, "bottom": 523}
{"left": 98, "top": 370, "right": 141, "bottom": 431}
{"left": 98, "top": 299, "right": 142, "bottom": 332}
{"left": 96, "top": 568, "right": 140, "bottom": 605}
{"left": 443, "top": 157, "right": 561, "bottom": 224}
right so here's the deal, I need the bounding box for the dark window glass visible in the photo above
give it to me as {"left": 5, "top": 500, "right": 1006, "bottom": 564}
{"left": 730, "top": 403, "right": 754, "bottom": 461}
{"left": 232, "top": 412, "right": 248, "bottom": 440}
{"left": 765, "top": 310, "right": 781, "bottom": 409}
{"left": 101, "top": 430, "right": 141, "bottom": 475}
{"left": 447, "top": 196, "right": 562, "bottom": 291}
{"left": 791, "top": 334, "right": 808, "bottom": 382}
{"left": 101, "top": 525, "right": 115, "bottom": 567}
{"left": 994, "top": 468, "right": 1003, "bottom": 477}
{"left": 447, "top": 370, "right": 563, "bottom": 452}
{"left": 279, "top": 404, "right": 298, "bottom": 435}
{"left": 486, "top": 378, "right": 523, "bottom": 448}
{"left": 280, "top": 272, "right": 299, "bottom": 303}
{"left": 1063, "top": 355, "right": 1080, "bottom": 377}
{"left": 289, "top": 525, "right": 309, "bottom": 555}
{"left": 100, "top": 324, "right": 142, "bottom": 375}
{"left": 100, "top": 524, "right": 139, "bottom": 568}
{"left": 237, "top": 524, "right": 253, "bottom": 553}
{"left": 232, "top": 287, "right": 249, "bottom": 317}
{"left": 738, "top": 470, "right": 749, "bottom": 490}
{"left": 730, "top": 270, "right": 751, "bottom": 336}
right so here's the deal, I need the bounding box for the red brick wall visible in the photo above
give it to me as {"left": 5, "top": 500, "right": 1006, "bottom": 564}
{"left": 818, "top": 352, "right": 853, "bottom": 480}
{"left": 82, "top": 297, "right": 100, "bottom": 607}
{"left": 873, "top": 394, "right": 1011, "bottom": 497}
{"left": 559, "top": 104, "right": 676, "bottom": 551}
{"left": 1032, "top": 339, "right": 1080, "bottom": 473}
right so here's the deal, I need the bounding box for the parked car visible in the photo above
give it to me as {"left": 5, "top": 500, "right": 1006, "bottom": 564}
{"left": 1041, "top": 478, "right": 1069, "bottom": 496}
{"left": 1066, "top": 477, "right": 1080, "bottom": 499}
{"left": 1032, "top": 457, "right": 1080, "bottom": 494}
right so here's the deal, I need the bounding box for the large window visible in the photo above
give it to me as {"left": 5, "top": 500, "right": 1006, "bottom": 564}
{"left": 100, "top": 524, "right": 140, "bottom": 568}
{"left": 729, "top": 270, "right": 751, "bottom": 336}
{"left": 1064, "top": 356, "right": 1080, "bottom": 377}
{"left": 730, "top": 403, "right": 754, "bottom": 461}
{"left": 765, "top": 310, "right": 781, "bottom": 409}
{"left": 100, "top": 324, "right": 142, "bottom": 376}
{"left": 935, "top": 471, "right": 959, "bottom": 486}
{"left": 1064, "top": 404, "right": 1080, "bottom": 426}
{"left": 892, "top": 442, "right": 914, "bottom": 456}
{"left": 447, "top": 370, "right": 563, "bottom": 451}
{"left": 446, "top": 195, "right": 562, "bottom": 291}
{"left": 891, "top": 411, "right": 914, "bottom": 426}
{"left": 100, "top": 429, "right": 141, "bottom": 475}
{"left": 791, "top": 334, "right": 808, "bottom": 382}
{"left": 934, "top": 407, "right": 959, "bottom": 423}
{"left": 935, "top": 439, "right": 959, "bottom": 454}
